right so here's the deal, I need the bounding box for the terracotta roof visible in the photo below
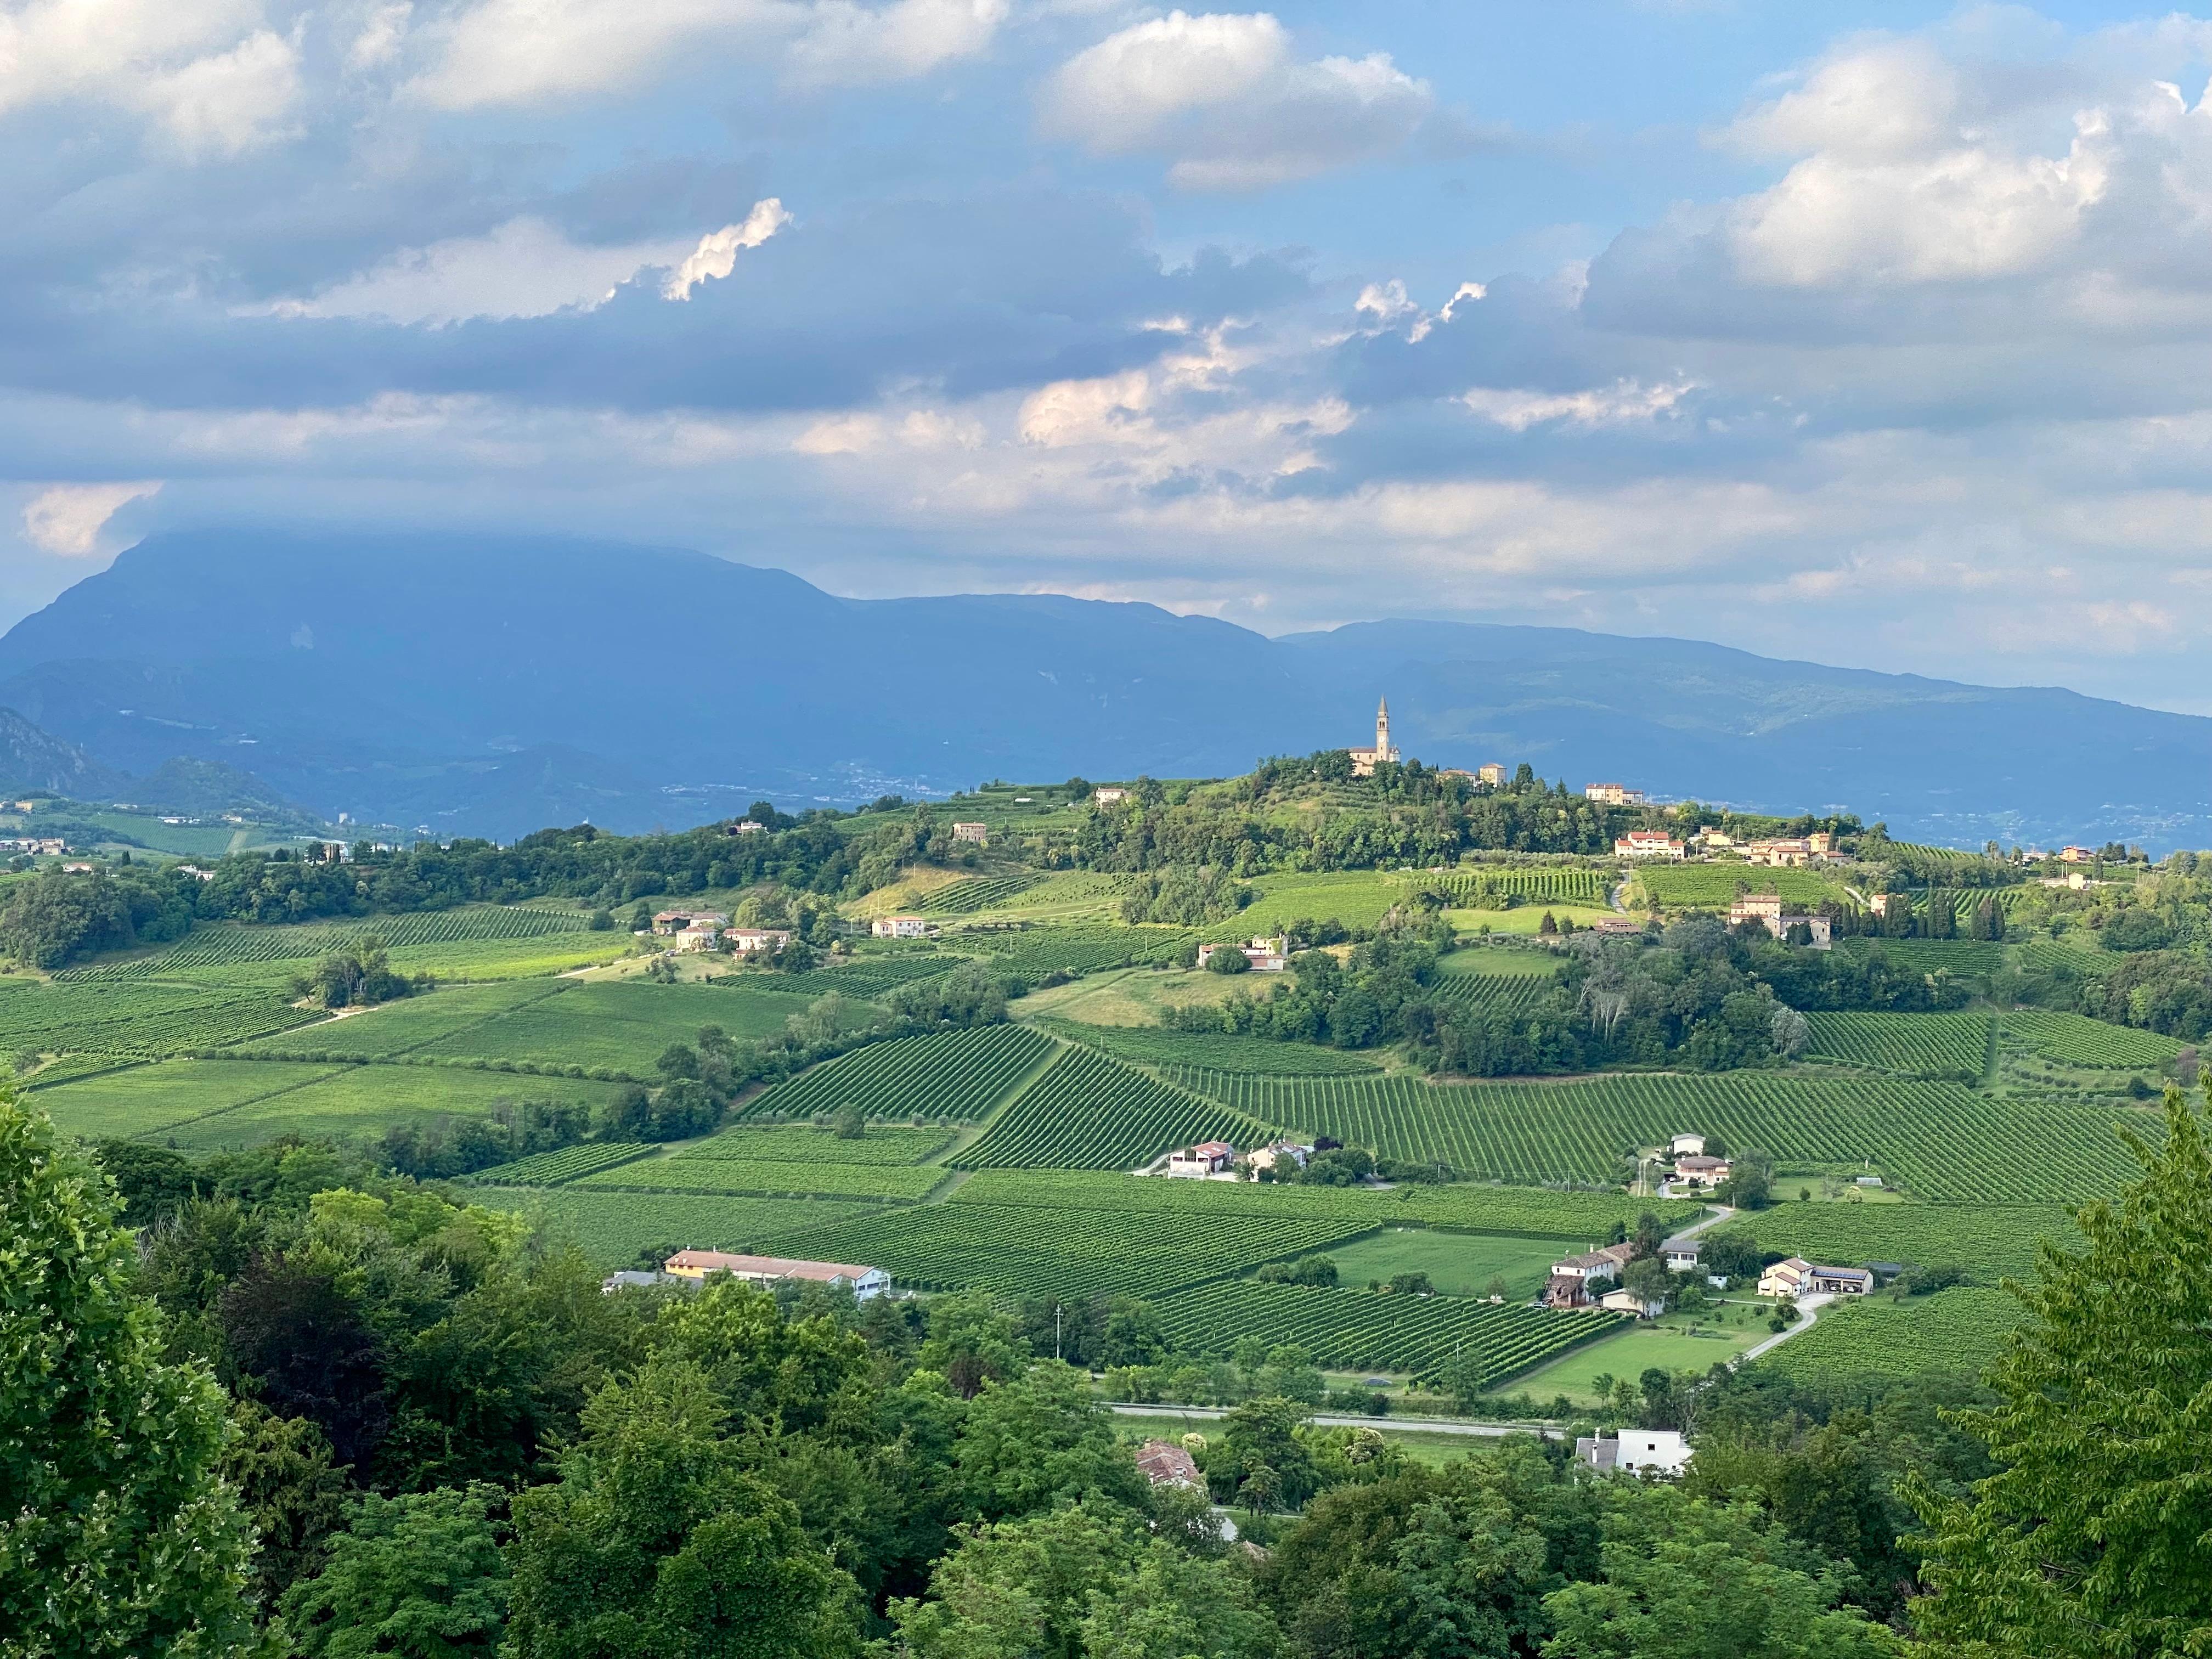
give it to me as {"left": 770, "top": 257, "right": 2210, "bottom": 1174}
{"left": 664, "top": 1250, "right": 881, "bottom": 1282}
{"left": 1134, "top": 1440, "right": 1201, "bottom": 1487}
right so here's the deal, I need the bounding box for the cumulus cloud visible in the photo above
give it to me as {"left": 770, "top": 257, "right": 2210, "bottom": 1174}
{"left": 1459, "top": 379, "right": 1694, "bottom": 431}
{"left": 404, "top": 0, "right": 1003, "bottom": 107}
{"left": 663, "top": 200, "right": 792, "bottom": 300}
{"left": 260, "top": 204, "right": 789, "bottom": 324}
{"left": 0, "top": 0, "right": 302, "bottom": 156}
{"left": 22, "top": 481, "right": 163, "bottom": 555}
{"left": 1040, "top": 10, "right": 1435, "bottom": 189}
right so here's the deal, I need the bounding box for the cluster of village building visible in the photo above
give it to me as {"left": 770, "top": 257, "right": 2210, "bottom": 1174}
{"left": 646, "top": 908, "right": 792, "bottom": 955}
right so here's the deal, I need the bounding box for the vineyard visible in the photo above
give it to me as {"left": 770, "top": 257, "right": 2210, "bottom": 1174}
{"left": 571, "top": 1155, "right": 947, "bottom": 1202}
{"left": 238, "top": 980, "right": 574, "bottom": 1060}
{"left": 1802, "top": 1012, "right": 1991, "bottom": 1080}
{"left": 952, "top": 924, "right": 1195, "bottom": 979}
{"left": 952, "top": 1046, "right": 1267, "bottom": 1171}
{"left": 1161, "top": 1066, "right": 2142, "bottom": 1201}
{"left": 948, "top": 1169, "right": 1699, "bottom": 1240}
{"left": 470, "top": 1188, "right": 882, "bottom": 1268}
{"left": 60, "top": 905, "right": 600, "bottom": 977}
{"left": 1420, "top": 867, "right": 1613, "bottom": 907}
{"left": 1713, "top": 1203, "right": 2072, "bottom": 1287}
{"left": 407, "top": 980, "right": 820, "bottom": 1074}
{"left": 682, "top": 1124, "right": 954, "bottom": 1164}
{"left": 153, "top": 1063, "right": 630, "bottom": 1153}
{"left": 756, "top": 1200, "right": 1364, "bottom": 1300}
{"left": 465, "top": 1142, "right": 657, "bottom": 1186}
{"left": 1635, "top": 867, "right": 1844, "bottom": 909}
{"left": 2002, "top": 1011, "right": 2183, "bottom": 1069}
{"left": 0, "top": 981, "right": 325, "bottom": 1058}
{"left": 912, "top": 873, "right": 1046, "bottom": 913}
{"left": 774, "top": 957, "right": 966, "bottom": 998}
{"left": 36, "top": 1059, "right": 347, "bottom": 1143}
{"left": 1833, "top": 938, "right": 2006, "bottom": 977}
{"left": 1030, "top": 1018, "right": 1384, "bottom": 1076}
{"left": 1150, "top": 1280, "right": 1624, "bottom": 1382}
{"left": 741, "top": 1023, "right": 1053, "bottom": 1122}
{"left": 1423, "top": 973, "right": 1558, "bottom": 1020}
{"left": 1753, "top": 1287, "right": 2023, "bottom": 1384}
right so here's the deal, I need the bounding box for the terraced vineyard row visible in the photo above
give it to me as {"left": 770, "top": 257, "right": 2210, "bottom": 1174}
{"left": 2002, "top": 1011, "right": 2183, "bottom": 1069}
{"left": 741, "top": 1023, "right": 1052, "bottom": 1122}
{"left": 913, "top": 873, "right": 1046, "bottom": 913}
{"left": 952, "top": 1046, "right": 1267, "bottom": 1171}
{"left": 1152, "top": 1280, "right": 1626, "bottom": 1382}
{"left": 1161, "top": 1067, "right": 2143, "bottom": 1201}
{"left": 949, "top": 1169, "right": 1699, "bottom": 1240}
{"left": 572, "top": 1155, "right": 946, "bottom": 1202}
{"left": 1802, "top": 1012, "right": 1991, "bottom": 1080}
{"left": 465, "top": 1142, "right": 657, "bottom": 1186}
{"left": 1424, "top": 973, "right": 1556, "bottom": 1018}
{"left": 758, "top": 1200, "right": 1362, "bottom": 1300}
{"left": 1421, "top": 867, "right": 1612, "bottom": 906}
{"left": 1030, "top": 1018, "right": 1384, "bottom": 1076}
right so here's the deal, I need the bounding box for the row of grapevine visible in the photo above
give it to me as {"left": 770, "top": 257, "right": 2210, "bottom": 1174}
{"left": 464, "top": 1142, "right": 658, "bottom": 1186}
{"left": 740, "top": 1023, "right": 1053, "bottom": 1122}
{"left": 1161, "top": 1066, "right": 2143, "bottom": 1201}
{"left": 757, "top": 1200, "right": 1365, "bottom": 1300}
{"left": 680, "top": 1124, "right": 954, "bottom": 1164}
{"left": 1801, "top": 1012, "right": 1991, "bottom": 1080}
{"left": 2001, "top": 1011, "right": 2182, "bottom": 1069}
{"left": 948, "top": 1168, "right": 1701, "bottom": 1240}
{"left": 1636, "top": 866, "right": 1844, "bottom": 909}
{"left": 1030, "top": 1018, "right": 1384, "bottom": 1076}
{"left": 952, "top": 1046, "right": 1268, "bottom": 1171}
{"left": 1423, "top": 974, "right": 1556, "bottom": 1018}
{"left": 912, "top": 873, "right": 1046, "bottom": 913}
{"left": 1150, "top": 1280, "right": 1626, "bottom": 1381}
{"left": 1713, "top": 1203, "right": 2072, "bottom": 1286}
{"left": 0, "top": 983, "right": 325, "bottom": 1058}
{"left": 1832, "top": 938, "right": 2006, "bottom": 975}
{"left": 572, "top": 1156, "right": 947, "bottom": 1203}
{"left": 1416, "top": 867, "right": 1612, "bottom": 906}
{"left": 1752, "top": 1287, "right": 2022, "bottom": 1383}
{"left": 773, "top": 957, "right": 966, "bottom": 998}
{"left": 951, "top": 924, "right": 1195, "bottom": 979}
{"left": 67, "top": 906, "right": 600, "bottom": 977}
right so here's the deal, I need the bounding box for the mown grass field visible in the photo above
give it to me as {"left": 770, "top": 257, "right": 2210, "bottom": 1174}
{"left": 236, "top": 980, "right": 573, "bottom": 1059}
{"left": 36, "top": 1059, "right": 349, "bottom": 1142}
{"left": 1321, "top": 1227, "right": 1572, "bottom": 1300}
{"left": 1512, "top": 1312, "right": 1770, "bottom": 1404}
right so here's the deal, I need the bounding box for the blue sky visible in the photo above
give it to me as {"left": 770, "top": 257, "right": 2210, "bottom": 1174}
{"left": 6, "top": 0, "right": 2211, "bottom": 710}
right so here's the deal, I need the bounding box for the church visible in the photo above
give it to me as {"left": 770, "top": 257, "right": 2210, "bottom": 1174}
{"left": 1348, "top": 697, "right": 1401, "bottom": 777}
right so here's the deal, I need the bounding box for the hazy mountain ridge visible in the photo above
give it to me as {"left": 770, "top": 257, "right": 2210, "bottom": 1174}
{"left": 1, "top": 529, "right": 2207, "bottom": 849}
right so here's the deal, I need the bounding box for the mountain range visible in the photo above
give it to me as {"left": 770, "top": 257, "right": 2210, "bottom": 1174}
{"left": 0, "top": 528, "right": 2205, "bottom": 850}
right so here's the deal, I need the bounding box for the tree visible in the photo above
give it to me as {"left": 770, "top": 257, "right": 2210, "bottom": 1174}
{"left": 1906, "top": 1082, "right": 2212, "bottom": 1658}
{"left": 832, "top": 1103, "right": 866, "bottom": 1139}
{"left": 279, "top": 1485, "right": 511, "bottom": 1658}
{"left": 506, "top": 1358, "right": 861, "bottom": 1659}
{"left": 0, "top": 1085, "right": 257, "bottom": 1655}
{"left": 953, "top": 1363, "right": 1149, "bottom": 1523}
{"left": 1205, "top": 943, "right": 1251, "bottom": 974}
{"left": 220, "top": 1255, "right": 392, "bottom": 1468}
{"left": 223, "top": 1399, "right": 351, "bottom": 1609}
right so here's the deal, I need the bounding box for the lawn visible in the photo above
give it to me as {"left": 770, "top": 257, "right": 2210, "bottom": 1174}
{"left": 36, "top": 1059, "right": 347, "bottom": 1142}
{"left": 408, "top": 981, "right": 821, "bottom": 1073}
{"left": 1320, "top": 1228, "right": 1568, "bottom": 1301}
{"left": 1510, "top": 1308, "right": 1769, "bottom": 1404}
{"left": 1444, "top": 906, "right": 1618, "bottom": 937}
{"left": 154, "top": 1063, "right": 630, "bottom": 1150}
{"left": 1107, "top": 1410, "right": 1493, "bottom": 1469}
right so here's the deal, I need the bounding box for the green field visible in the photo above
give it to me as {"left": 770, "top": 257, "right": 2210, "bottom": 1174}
{"left": 0, "top": 980, "right": 324, "bottom": 1057}
{"left": 1711, "top": 1203, "right": 2074, "bottom": 1285}
{"left": 1635, "top": 866, "right": 1845, "bottom": 909}
{"left": 1150, "top": 1280, "right": 1625, "bottom": 1382}
{"left": 755, "top": 1199, "right": 1365, "bottom": 1301}
{"left": 1030, "top": 1018, "right": 1385, "bottom": 1075}
{"left": 471, "top": 1187, "right": 883, "bottom": 1268}
{"left": 145, "top": 1063, "right": 630, "bottom": 1151}
{"left": 1163, "top": 1067, "right": 2142, "bottom": 1202}
{"left": 465, "top": 1142, "right": 658, "bottom": 1186}
{"left": 1511, "top": 1313, "right": 1770, "bottom": 1404}
{"left": 571, "top": 1153, "right": 949, "bottom": 1201}
{"left": 236, "top": 980, "right": 574, "bottom": 1059}
{"left": 1752, "top": 1287, "right": 2023, "bottom": 1384}
{"left": 742, "top": 1023, "right": 1054, "bottom": 1122}
{"left": 1833, "top": 938, "right": 2006, "bottom": 977}
{"left": 1802, "top": 1012, "right": 1992, "bottom": 1080}
{"left": 1236, "top": 872, "right": 1406, "bottom": 933}
{"left": 952, "top": 1046, "right": 1266, "bottom": 1170}
{"left": 408, "top": 981, "right": 822, "bottom": 1073}
{"left": 953, "top": 924, "right": 1195, "bottom": 980}
{"left": 37, "top": 1059, "right": 348, "bottom": 1142}
{"left": 1321, "top": 1227, "right": 1571, "bottom": 1300}
{"left": 2001, "top": 1011, "right": 2184, "bottom": 1069}
{"left": 775, "top": 957, "right": 967, "bottom": 998}
{"left": 680, "top": 1124, "right": 955, "bottom": 1164}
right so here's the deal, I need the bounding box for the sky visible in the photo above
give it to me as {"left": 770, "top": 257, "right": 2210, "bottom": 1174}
{"left": 5, "top": 0, "right": 2212, "bottom": 712}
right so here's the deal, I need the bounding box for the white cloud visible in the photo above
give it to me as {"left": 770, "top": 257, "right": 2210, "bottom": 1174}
{"left": 786, "top": 0, "right": 1006, "bottom": 88}
{"left": 1040, "top": 9, "right": 1435, "bottom": 190}
{"left": 1460, "top": 379, "right": 1694, "bottom": 431}
{"left": 261, "top": 207, "right": 790, "bottom": 325}
{"left": 0, "top": 0, "right": 301, "bottom": 156}
{"left": 663, "top": 200, "right": 793, "bottom": 300}
{"left": 404, "top": 0, "right": 1002, "bottom": 108}
{"left": 346, "top": 2, "right": 413, "bottom": 73}
{"left": 22, "top": 481, "right": 162, "bottom": 555}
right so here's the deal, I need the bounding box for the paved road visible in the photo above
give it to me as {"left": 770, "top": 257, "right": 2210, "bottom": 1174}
{"left": 1737, "top": 1291, "right": 1834, "bottom": 1363}
{"left": 1107, "top": 1403, "right": 1561, "bottom": 1439}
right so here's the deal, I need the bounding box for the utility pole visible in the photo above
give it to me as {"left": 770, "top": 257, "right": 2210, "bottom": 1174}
{"left": 1054, "top": 1302, "right": 1063, "bottom": 1364}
